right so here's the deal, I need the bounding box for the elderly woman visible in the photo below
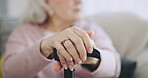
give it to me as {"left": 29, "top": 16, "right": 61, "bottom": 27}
{"left": 2, "top": 0, "right": 120, "bottom": 78}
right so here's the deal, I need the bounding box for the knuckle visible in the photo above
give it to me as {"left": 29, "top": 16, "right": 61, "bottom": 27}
{"left": 81, "top": 30, "right": 87, "bottom": 35}
{"left": 62, "top": 29, "right": 71, "bottom": 36}
{"left": 82, "top": 33, "right": 87, "bottom": 38}
{"left": 72, "top": 26, "right": 79, "bottom": 30}
{"left": 64, "top": 28, "right": 71, "bottom": 33}
{"left": 62, "top": 30, "right": 67, "bottom": 34}
{"left": 66, "top": 28, "right": 71, "bottom": 31}
{"left": 72, "top": 26, "right": 77, "bottom": 29}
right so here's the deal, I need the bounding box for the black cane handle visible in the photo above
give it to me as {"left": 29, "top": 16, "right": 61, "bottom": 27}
{"left": 51, "top": 48, "right": 100, "bottom": 78}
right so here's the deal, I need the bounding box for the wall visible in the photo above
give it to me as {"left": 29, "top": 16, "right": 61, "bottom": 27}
{"left": 7, "top": 0, "right": 28, "bottom": 18}
{"left": 82, "top": 0, "right": 148, "bottom": 20}
{"left": 6, "top": 0, "right": 148, "bottom": 21}
{"left": 0, "top": 0, "right": 7, "bottom": 18}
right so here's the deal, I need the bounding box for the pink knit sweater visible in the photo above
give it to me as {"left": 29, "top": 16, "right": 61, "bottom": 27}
{"left": 2, "top": 21, "right": 120, "bottom": 78}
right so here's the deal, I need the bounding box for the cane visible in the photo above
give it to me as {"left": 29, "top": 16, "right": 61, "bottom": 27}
{"left": 52, "top": 48, "right": 101, "bottom": 78}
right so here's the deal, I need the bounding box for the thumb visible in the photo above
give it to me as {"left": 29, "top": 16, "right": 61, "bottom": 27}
{"left": 86, "top": 31, "right": 94, "bottom": 38}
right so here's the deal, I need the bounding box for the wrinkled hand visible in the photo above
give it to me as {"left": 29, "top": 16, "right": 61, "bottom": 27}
{"left": 41, "top": 26, "right": 95, "bottom": 71}
{"left": 53, "top": 32, "right": 99, "bottom": 72}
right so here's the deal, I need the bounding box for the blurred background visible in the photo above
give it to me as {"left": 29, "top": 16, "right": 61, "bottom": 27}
{"left": 0, "top": 0, "right": 148, "bottom": 78}
{"left": 0, "top": 0, "right": 148, "bottom": 20}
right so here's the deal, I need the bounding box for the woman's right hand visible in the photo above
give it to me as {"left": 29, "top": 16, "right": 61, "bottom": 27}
{"left": 40, "top": 26, "right": 94, "bottom": 71}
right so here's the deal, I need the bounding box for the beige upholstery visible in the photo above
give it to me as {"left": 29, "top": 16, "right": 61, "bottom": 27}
{"left": 86, "top": 13, "right": 148, "bottom": 78}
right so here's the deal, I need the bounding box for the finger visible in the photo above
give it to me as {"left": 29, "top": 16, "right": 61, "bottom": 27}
{"left": 90, "top": 39, "right": 96, "bottom": 48}
{"left": 72, "top": 26, "right": 93, "bottom": 54}
{"left": 53, "top": 61, "right": 62, "bottom": 72}
{"left": 67, "top": 60, "right": 75, "bottom": 71}
{"left": 64, "top": 29, "right": 87, "bottom": 61}
{"left": 63, "top": 40, "right": 82, "bottom": 64}
{"left": 57, "top": 52, "right": 68, "bottom": 69}
{"left": 86, "top": 32, "right": 96, "bottom": 49}
{"left": 87, "top": 32, "right": 96, "bottom": 50}
{"left": 53, "top": 40, "right": 73, "bottom": 61}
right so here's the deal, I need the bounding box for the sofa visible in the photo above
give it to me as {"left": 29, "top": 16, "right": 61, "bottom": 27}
{"left": 86, "top": 13, "right": 148, "bottom": 78}
{"left": 0, "top": 12, "right": 148, "bottom": 78}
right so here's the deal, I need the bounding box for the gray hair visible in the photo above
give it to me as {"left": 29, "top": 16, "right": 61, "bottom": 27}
{"left": 20, "top": 0, "right": 50, "bottom": 25}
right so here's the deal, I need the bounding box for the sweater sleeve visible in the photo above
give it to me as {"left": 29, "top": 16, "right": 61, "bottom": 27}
{"left": 2, "top": 28, "right": 54, "bottom": 78}
{"left": 81, "top": 23, "right": 121, "bottom": 78}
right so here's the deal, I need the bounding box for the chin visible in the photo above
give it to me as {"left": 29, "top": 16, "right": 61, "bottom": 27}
{"left": 70, "top": 17, "right": 82, "bottom": 23}
{"left": 64, "top": 14, "right": 83, "bottom": 22}
{"left": 73, "top": 14, "right": 83, "bottom": 21}
{"left": 75, "top": 17, "right": 83, "bottom": 21}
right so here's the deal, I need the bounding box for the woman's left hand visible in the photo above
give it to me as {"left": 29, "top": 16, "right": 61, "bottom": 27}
{"left": 53, "top": 32, "right": 99, "bottom": 72}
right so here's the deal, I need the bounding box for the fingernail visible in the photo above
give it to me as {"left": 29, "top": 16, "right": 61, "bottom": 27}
{"left": 64, "top": 67, "right": 68, "bottom": 70}
{"left": 70, "top": 68, "right": 74, "bottom": 71}
{"left": 70, "top": 58, "right": 73, "bottom": 61}
{"left": 63, "top": 64, "right": 67, "bottom": 70}
{"left": 78, "top": 60, "right": 82, "bottom": 64}
{"left": 82, "top": 56, "right": 86, "bottom": 61}
{"left": 76, "top": 58, "right": 82, "bottom": 64}
{"left": 69, "top": 65, "right": 74, "bottom": 71}
{"left": 69, "top": 57, "right": 73, "bottom": 61}
{"left": 88, "top": 48, "right": 93, "bottom": 53}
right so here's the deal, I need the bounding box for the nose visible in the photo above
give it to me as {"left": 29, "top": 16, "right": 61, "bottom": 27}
{"left": 75, "top": 0, "right": 82, "bottom": 5}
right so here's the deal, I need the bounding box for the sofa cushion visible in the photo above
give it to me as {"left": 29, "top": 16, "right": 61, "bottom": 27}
{"left": 119, "top": 58, "right": 137, "bottom": 78}
{"left": 86, "top": 13, "right": 148, "bottom": 78}
{"left": 86, "top": 13, "right": 148, "bottom": 58}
